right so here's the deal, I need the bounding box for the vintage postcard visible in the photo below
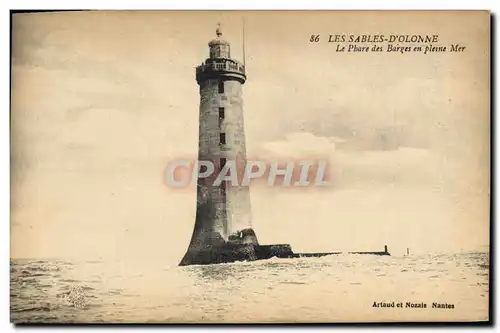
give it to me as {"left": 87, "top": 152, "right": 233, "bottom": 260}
{"left": 10, "top": 10, "right": 490, "bottom": 323}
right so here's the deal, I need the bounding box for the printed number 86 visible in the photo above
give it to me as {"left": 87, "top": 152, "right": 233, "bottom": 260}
{"left": 310, "top": 35, "right": 320, "bottom": 43}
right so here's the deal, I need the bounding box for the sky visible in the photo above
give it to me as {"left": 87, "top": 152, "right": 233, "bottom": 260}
{"left": 11, "top": 11, "right": 490, "bottom": 263}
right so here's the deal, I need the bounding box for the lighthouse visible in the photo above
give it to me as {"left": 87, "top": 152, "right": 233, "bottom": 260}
{"left": 179, "top": 25, "right": 261, "bottom": 266}
{"left": 178, "top": 25, "right": 391, "bottom": 266}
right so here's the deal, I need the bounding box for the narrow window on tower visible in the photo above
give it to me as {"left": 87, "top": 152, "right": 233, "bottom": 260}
{"left": 220, "top": 133, "right": 226, "bottom": 145}
{"left": 219, "top": 107, "right": 225, "bottom": 125}
{"left": 218, "top": 80, "right": 224, "bottom": 94}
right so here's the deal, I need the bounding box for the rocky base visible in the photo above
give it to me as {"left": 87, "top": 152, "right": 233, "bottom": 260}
{"left": 179, "top": 243, "right": 293, "bottom": 266}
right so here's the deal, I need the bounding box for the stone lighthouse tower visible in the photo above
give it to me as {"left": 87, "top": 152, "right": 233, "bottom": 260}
{"left": 178, "top": 26, "right": 387, "bottom": 266}
{"left": 180, "top": 25, "right": 261, "bottom": 266}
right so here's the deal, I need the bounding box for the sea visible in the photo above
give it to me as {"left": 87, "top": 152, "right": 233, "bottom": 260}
{"left": 10, "top": 252, "right": 489, "bottom": 323}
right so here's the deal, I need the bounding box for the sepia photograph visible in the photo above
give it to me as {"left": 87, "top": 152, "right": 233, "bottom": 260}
{"left": 10, "top": 10, "right": 490, "bottom": 323}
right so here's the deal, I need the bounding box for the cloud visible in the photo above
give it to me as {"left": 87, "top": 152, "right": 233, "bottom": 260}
{"left": 255, "top": 132, "right": 337, "bottom": 159}
{"left": 252, "top": 131, "right": 436, "bottom": 190}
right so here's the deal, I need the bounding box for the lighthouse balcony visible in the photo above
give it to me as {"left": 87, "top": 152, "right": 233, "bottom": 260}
{"left": 196, "top": 58, "right": 246, "bottom": 84}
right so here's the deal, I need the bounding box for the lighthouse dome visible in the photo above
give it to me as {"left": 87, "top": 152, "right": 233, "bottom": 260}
{"left": 208, "top": 38, "right": 230, "bottom": 47}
